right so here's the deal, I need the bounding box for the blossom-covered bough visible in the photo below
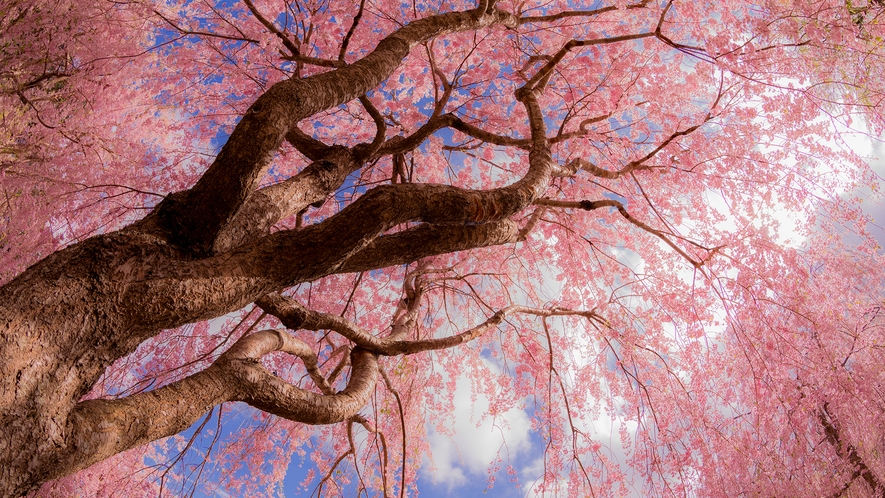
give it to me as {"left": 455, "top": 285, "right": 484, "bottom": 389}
{"left": 1, "top": 0, "right": 884, "bottom": 496}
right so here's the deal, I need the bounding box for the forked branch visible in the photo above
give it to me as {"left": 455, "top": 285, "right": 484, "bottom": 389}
{"left": 536, "top": 197, "right": 712, "bottom": 267}
{"left": 54, "top": 330, "right": 377, "bottom": 484}
{"left": 260, "top": 293, "right": 602, "bottom": 356}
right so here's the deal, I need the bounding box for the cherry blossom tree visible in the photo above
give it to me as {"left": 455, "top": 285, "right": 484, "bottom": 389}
{"left": 2, "top": 0, "right": 885, "bottom": 496}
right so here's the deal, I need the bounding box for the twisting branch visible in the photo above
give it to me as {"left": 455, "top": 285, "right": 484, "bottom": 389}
{"left": 267, "top": 330, "right": 335, "bottom": 395}
{"left": 259, "top": 294, "right": 602, "bottom": 356}
{"left": 518, "top": 0, "right": 650, "bottom": 24}
{"left": 535, "top": 198, "right": 706, "bottom": 267}
{"left": 555, "top": 119, "right": 707, "bottom": 179}
{"left": 519, "top": 206, "right": 547, "bottom": 240}
{"left": 128, "top": 140, "right": 555, "bottom": 325}
{"left": 258, "top": 293, "right": 391, "bottom": 352}
{"left": 522, "top": 33, "right": 656, "bottom": 91}
{"left": 339, "top": 0, "right": 367, "bottom": 62}
{"left": 285, "top": 126, "right": 334, "bottom": 161}
{"left": 652, "top": 0, "right": 714, "bottom": 62}
{"left": 152, "top": 7, "right": 521, "bottom": 254}
{"left": 242, "top": 0, "right": 301, "bottom": 57}
{"left": 10, "top": 13, "right": 563, "bottom": 490}
{"left": 53, "top": 329, "right": 377, "bottom": 484}
{"left": 550, "top": 112, "right": 614, "bottom": 144}
{"left": 359, "top": 94, "right": 387, "bottom": 158}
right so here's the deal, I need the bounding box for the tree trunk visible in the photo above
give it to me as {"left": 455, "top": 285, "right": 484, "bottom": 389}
{"left": 0, "top": 6, "right": 554, "bottom": 494}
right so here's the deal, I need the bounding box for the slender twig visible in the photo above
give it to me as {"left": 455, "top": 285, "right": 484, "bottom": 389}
{"left": 339, "top": 0, "right": 367, "bottom": 62}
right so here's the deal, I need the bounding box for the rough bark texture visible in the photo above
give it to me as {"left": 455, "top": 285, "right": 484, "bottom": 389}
{"left": 0, "top": 5, "right": 544, "bottom": 495}
{"left": 5, "top": 0, "right": 885, "bottom": 495}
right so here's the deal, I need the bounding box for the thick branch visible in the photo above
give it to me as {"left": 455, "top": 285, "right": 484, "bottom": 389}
{"left": 285, "top": 126, "right": 334, "bottom": 161}
{"left": 1, "top": 83, "right": 552, "bottom": 494}
{"left": 125, "top": 67, "right": 554, "bottom": 330}
{"left": 358, "top": 94, "right": 387, "bottom": 158}
{"left": 153, "top": 8, "right": 519, "bottom": 254}
{"left": 49, "top": 330, "right": 376, "bottom": 484}
{"left": 126, "top": 174, "right": 549, "bottom": 332}
{"left": 213, "top": 146, "right": 361, "bottom": 252}
{"left": 1, "top": 13, "right": 549, "bottom": 492}
{"left": 338, "top": 220, "right": 520, "bottom": 272}
{"left": 222, "top": 333, "right": 377, "bottom": 423}
{"left": 820, "top": 405, "right": 885, "bottom": 496}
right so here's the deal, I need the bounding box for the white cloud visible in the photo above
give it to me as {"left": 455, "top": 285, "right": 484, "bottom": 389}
{"left": 423, "top": 358, "right": 533, "bottom": 490}
{"left": 518, "top": 411, "right": 643, "bottom": 498}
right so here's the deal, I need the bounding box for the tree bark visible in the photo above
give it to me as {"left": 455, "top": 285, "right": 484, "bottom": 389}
{"left": 0, "top": 5, "right": 546, "bottom": 495}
